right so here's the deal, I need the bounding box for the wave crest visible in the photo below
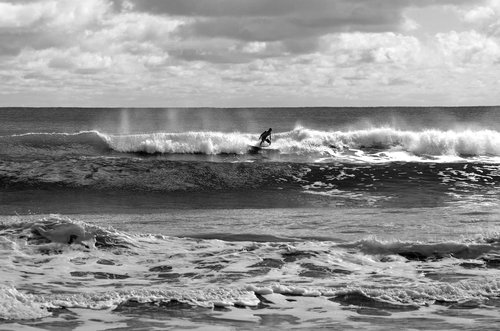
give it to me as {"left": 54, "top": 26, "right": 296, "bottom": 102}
{"left": 0, "top": 131, "right": 110, "bottom": 156}
{"left": 2, "top": 127, "right": 500, "bottom": 160}
{"left": 104, "top": 127, "right": 500, "bottom": 158}
{"left": 276, "top": 127, "right": 500, "bottom": 157}
{"left": 104, "top": 132, "right": 253, "bottom": 155}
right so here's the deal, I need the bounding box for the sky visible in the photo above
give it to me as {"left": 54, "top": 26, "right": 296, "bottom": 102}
{"left": 0, "top": 0, "right": 499, "bottom": 107}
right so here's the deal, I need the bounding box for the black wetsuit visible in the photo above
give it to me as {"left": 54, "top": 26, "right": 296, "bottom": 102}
{"left": 259, "top": 130, "right": 272, "bottom": 146}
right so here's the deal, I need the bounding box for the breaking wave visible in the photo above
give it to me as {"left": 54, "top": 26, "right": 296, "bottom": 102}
{"left": 104, "top": 127, "right": 500, "bottom": 158}
{"left": 2, "top": 127, "right": 500, "bottom": 160}
{"left": 105, "top": 131, "right": 253, "bottom": 155}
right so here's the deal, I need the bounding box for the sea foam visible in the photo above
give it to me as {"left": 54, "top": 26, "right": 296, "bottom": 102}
{"left": 102, "top": 127, "right": 500, "bottom": 158}
{"left": 0, "top": 286, "right": 51, "bottom": 320}
{"left": 2, "top": 127, "right": 500, "bottom": 160}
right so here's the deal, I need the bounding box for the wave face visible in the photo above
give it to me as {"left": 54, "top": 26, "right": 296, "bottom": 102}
{"left": 0, "top": 131, "right": 110, "bottom": 157}
{"left": 2, "top": 127, "right": 500, "bottom": 162}
{"left": 105, "top": 131, "right": 253, "bottom": 155}
{"left": 0, "top": 156, "right": 499, "bottom": 196}
{"left": 106, "top": 127, "right": 500, "bottom": 158}
{"left": 105, "top": 127, "right": 500, "bottom": 159}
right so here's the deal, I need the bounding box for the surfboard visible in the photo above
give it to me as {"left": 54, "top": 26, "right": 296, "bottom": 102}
{"left": 248, "top": 145, "right": 263, "bottom": 154}
{"left": 247, "top": 145, "right": 279, "bottom": 155}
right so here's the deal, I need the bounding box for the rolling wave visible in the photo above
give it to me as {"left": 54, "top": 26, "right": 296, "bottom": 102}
{"left": 0, "top": 131, "right": 110, "bottom": 156}
{"left": 103, "top": 127, "right": 500, "bottom": 158}
{"left": 1, "top": 127, "right": 500, "bottom": 161}
{"left": 105, "top": 131, "right": 253, "bottom": 155}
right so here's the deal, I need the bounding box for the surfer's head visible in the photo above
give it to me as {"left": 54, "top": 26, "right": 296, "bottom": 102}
{"left": 268, "top": 128, "right": 272, "bottom": 132}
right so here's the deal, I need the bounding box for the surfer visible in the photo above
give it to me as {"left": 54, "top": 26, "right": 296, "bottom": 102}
{"left": 259, "top": 128, "right": 272, "bottom": 146}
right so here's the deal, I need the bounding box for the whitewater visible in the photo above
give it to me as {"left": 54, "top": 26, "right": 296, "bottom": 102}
{"left": 102, "top": 127, "right": 500, "bottom": 158}
{"left": 3, "top": 126, "right": 500, "bottom": 162}
{"left": 1, "top": 107, "right": 500, "bottom": 330}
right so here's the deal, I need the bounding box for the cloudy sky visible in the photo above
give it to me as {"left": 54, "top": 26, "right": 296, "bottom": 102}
{"left": 1, "top": 0, "right": 499, "bottom": 107}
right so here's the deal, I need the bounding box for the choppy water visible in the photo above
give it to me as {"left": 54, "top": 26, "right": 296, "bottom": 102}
{"left": 1, "top": 107, "right": 500, "bottom": 330}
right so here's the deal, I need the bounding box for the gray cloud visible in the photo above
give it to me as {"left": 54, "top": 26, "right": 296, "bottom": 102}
{"left": 0, "top": 0, "right": 494, "bottom": 100}
{"left": 126, "top": 0, "right": 478, "bottom": 18}
{"left": 0, "top": 28, "right": 78, "bottom": 55}
{"left": 0, "top": 0, "right": 117, "bottom": 56}
{"left": 0, "top": 0, "right": 485, "bottom": 63}
{"left": 123, "top": 0, "right": 484, "bottom": 62}
{"left": 170, "top": 48, "right": 251, "bottom": 64}
{"left": 131, "top": 0, "right": 406, "bottom": 41}
{"left": 0, "top": 0, "right": 45, "bottom": 3}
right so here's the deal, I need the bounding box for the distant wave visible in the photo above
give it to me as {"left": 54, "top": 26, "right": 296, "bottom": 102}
{"left": 0, "top": 131, "right": 110, "bottom": 156}
{"left": 1, "top": 127, "right": 500, "bottom": 161}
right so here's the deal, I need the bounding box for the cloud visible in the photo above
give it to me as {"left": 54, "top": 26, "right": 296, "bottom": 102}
{"left": 458, "top": 0, "right": 500, "bottom": 39}
{"left": 320, "top": 32, "right": 422, "bottom": 66}
{"left": 0, "top": 0, "right": 486, "bottom": 62}
{"left": 0, "top": 0, "right": 114, "bottom": 56}
{"left": 463, "top": 5, "right": 496, "bottom": 23}
{"left": 47, "top": 48, "right": 113, "bottom": 73}
{"left": 125, "top": 0, "right": 479, "bottom": 19}
{"left": 117, "top": 0, "right": 485, "bottom": 62}
{"left": 436, "top": 30, "right": 500, "bottom": 66}
{"left": 0, "top": 0, "right": 498, "bottom": 107}
{"left": 127, "top": 0, "right": 408, "bottom": 47}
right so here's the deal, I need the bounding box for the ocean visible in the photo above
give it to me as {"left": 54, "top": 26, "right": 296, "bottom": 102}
{"left": 1, "top": 107, "right": 500, "bottom": 330}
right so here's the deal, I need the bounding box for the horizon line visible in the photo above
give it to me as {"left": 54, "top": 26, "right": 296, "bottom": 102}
{"left": 1, "top": 105, "right": 499, "bottom": 109}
